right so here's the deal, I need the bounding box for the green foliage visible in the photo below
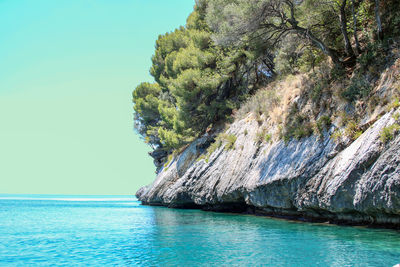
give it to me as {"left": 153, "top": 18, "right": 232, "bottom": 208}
{"left": 330, "top": 65, "right": 346, "bottom": 81}
{"left": 292, "top": 125, "right": 314, "bottom": 140}
{"left": 197, "top": 132, "right": 237, "bottom": 162}
{"left": 223, "top": 134, "right": 237, "bottom": 150}
{"left": 393, "top": 112, "right": 400, "bottom": 121}
{"left": 316, "top": 115, "right": 332, "bottom": 136}
{"left": 275, "top": 36, "right": 325, "bottom": 75}
{"left": 337, "top": 111, "right": 350, "bottom": 127}
{"left": 264, "top": 133, "right": 272, "bottom": 143}
{"left": 356, "top": 42, "right": 387, "bottom": 73}
{"left": 353, "top": 130, "right": 363, "bottom": 140}
{"left": 199, "top": 134, "right": 224, "bottom": 162}
{"left": 298, "top": 48, "right": 325, "bottom": 73}
{"left": 311, "top": 80, "right": 328, "bottom": 103}
{"left": 196, "top": 154, "right": 206, "bottom": 162}
{"left": 344, "top": 120, "right": 363, "bottom": 141}
{"left": 357, "top": 0, "right": 374, "bottom": 26}
{"left": 163, "top": 153, "right": 174, "bottom": 168}
{"left": 206, "top": 0, "right": 345, "bottom": 65}
{"left": 133, "top": 4, "right": 272, "bottom": 151}
{"left": 256, "top": 127, "right": 272, "bottom": 144}
{"left": 380, "top": 124, "right": 400, "bottom": 143}
{"left": 274, "top": 35, "right": 304, "bottom": 75}
{"left": 387, "top": 98, "right": 400, "bottom": 111}
{"left": 341, "top": 76, "right": 372, "bottom": 102}
{"left": 157, "top": 128, "right": 185, "bottom": 149}
{"left": 255, "top": 129, "right": 265, "bottom": 143}
{"left": 133, "top": 0, "right": 400, "bottom": 155}
{"left": 331, "top": 116, "right": 362, "bottom": 142}
{"left": 207, "top": 137, "right": 222, "bottom": 155}
{"left": 331, "top": 129, "right": 343, "bottom": 143}
{"left": 133, "top": 82, "right": 163, "bottom": 146}
{"left": 282, "top": 107, "right": 314, "bottom": 141}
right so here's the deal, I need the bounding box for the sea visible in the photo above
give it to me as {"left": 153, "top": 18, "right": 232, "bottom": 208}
{"left": 0, "top": 194, "right": 399, "bottom": 266}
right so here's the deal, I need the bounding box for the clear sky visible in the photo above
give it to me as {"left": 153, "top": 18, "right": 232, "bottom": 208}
{"left": 0, "top": 0, "right": 195, "bottom": 195}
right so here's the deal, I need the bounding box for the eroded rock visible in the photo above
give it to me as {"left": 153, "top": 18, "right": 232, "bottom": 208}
{"left": 137, "top": 110, "right": 400, "bottom": 227}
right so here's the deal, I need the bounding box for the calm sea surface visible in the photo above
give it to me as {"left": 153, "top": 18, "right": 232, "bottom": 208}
{"left": 0, "top": 195, "right": 399, "bottom": 266}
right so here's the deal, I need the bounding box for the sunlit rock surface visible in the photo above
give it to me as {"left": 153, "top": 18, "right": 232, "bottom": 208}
{"left": 137, "top": 109, "right": 400, "bottom": 226}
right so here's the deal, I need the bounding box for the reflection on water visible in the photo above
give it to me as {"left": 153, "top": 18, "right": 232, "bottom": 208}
{"left": 0, "top": 195, "right": 399, "bottom": 266}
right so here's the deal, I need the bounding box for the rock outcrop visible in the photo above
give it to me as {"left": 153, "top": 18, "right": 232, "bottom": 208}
{"left": 136, "top": 106, "right": 400, "bottom": 227}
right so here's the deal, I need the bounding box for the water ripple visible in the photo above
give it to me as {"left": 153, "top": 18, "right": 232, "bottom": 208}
{"left": 0, "top": 196, "right": 399, "bottom": 266}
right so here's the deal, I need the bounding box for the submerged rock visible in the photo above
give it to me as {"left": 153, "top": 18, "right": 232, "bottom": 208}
{"left": 137, "top": 109, "right": 400, "bottom": 227}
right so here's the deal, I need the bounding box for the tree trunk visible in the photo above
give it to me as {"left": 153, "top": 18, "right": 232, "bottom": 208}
{"left": 351, "top": 0, "right": 361, "bottom": 54}
{"left": 375, "top": 0, "right": 383, "bottom": 39}
{"left": 294, "top": 25, "right": 341, "bottom": 66}
{"left": 339, "top": 0, "right": 355, "bottom": 57}
{"left": 285, "top": 0, "right": 342, "bottom": 65}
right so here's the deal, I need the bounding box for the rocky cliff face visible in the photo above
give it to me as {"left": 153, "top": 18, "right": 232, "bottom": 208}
{"left": 136, "top": 105, "right": 400, "bottom": 227}
{"left": 136, "top": 57, "right": 400, "bottom": 227}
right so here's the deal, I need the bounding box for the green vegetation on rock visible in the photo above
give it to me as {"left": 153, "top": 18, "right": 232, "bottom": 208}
{"left": 380, "top": 124, "right": 400, "bottom": 143}
{"left": 133, "top": 0, "right": 400, "bottom": 161}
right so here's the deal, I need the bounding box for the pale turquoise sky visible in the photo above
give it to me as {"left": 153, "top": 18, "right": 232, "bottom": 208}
{"left": 0, "top": 0, "right": 195, "bottom": 195}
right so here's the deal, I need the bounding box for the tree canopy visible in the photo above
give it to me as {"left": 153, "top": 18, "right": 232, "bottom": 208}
{"left": 133, "top": 3, "right": 272, "bottom": 151}
{"left": 133, "top": 0, "right": 399, "bottom": 154}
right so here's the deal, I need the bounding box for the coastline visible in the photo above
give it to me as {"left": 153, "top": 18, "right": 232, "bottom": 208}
{"left": 136, "top": 107, "right": 400, "bottom": 229}
{"left": 138, "top": 201, "right": 400, "bottom": 230}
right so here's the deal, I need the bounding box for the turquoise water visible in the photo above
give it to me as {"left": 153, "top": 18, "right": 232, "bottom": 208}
{"left": 0, "top": 195, "right": 399, "bottom": 266}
